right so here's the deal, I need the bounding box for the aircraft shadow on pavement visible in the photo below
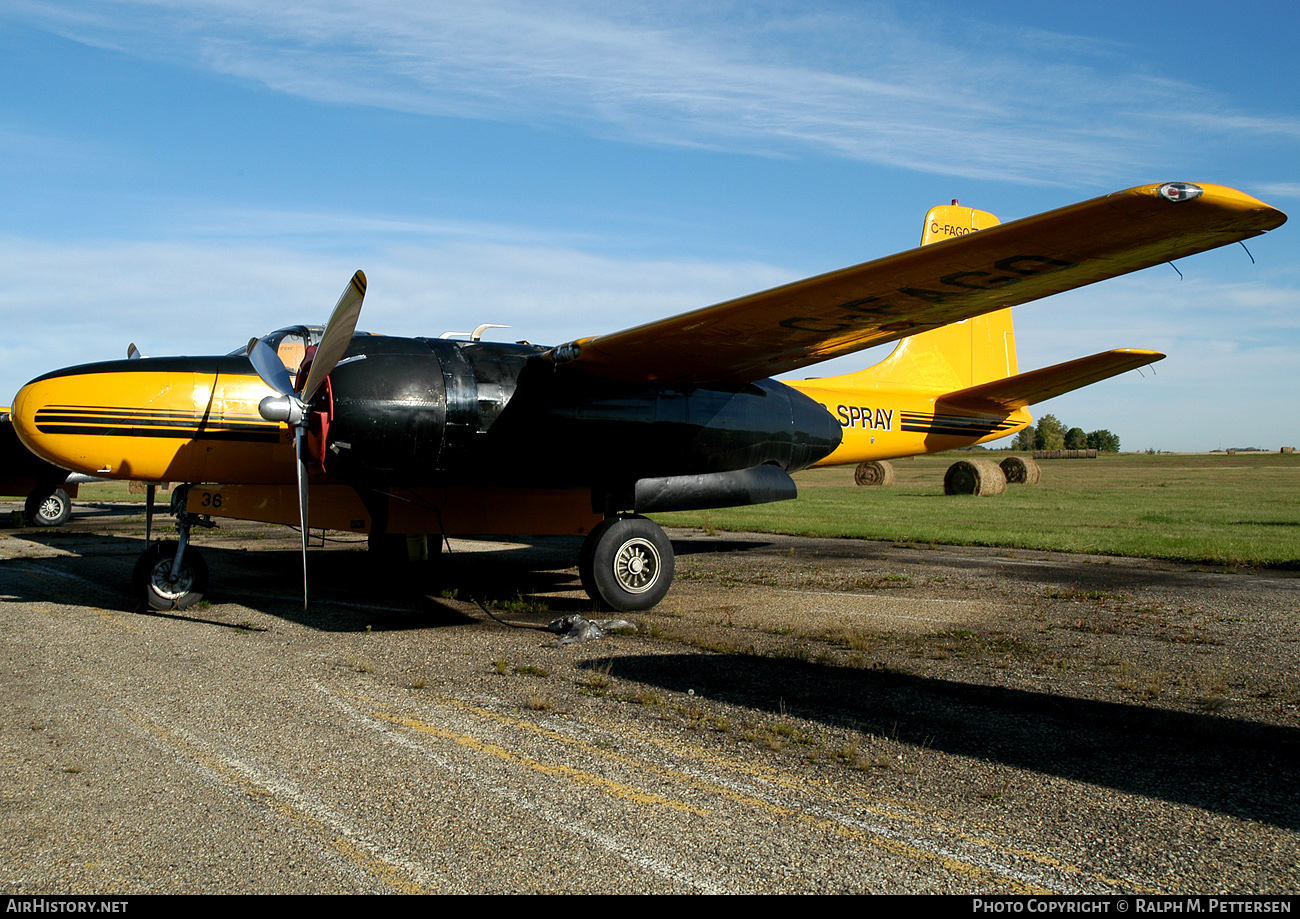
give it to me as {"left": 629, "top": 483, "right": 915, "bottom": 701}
{"left": 0, "top": 527, "right": 603, "bottom": 632}
{"left": 589, "top": 652, "right": 1300, "bottom": 832}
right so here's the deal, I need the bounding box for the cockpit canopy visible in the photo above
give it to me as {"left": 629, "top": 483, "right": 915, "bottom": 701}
{"left": 227, "top": 326, "right": 324, "bottom": 372}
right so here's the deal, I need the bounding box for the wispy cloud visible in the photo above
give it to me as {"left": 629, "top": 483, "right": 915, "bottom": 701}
{"left": 0, "top": 234, "right": 791, "bottom": 396}
{"left": 1255, "top": 183, "right": 1300, "bottom": 200}
{"left": 10, "top": 0, "right": 1294, "bottom": 185}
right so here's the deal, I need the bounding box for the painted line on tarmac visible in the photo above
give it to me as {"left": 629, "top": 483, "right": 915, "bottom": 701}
{"left": 388, "top": 689, "right": 1082, "bottom": 893}
{"left": 612, "top": 723, "right": 1137, "bottom": 895}
{"left": 114, "top": 702, "right": 442, "bottom": 893}
{"left": 316, "top": 682, "right": 740, "bottom": 894}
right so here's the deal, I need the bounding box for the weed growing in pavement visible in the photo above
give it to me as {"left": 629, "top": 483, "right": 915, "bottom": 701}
{"left": 491, "top": 594, "right": 550, "bottom": 615}
{"left": 578, "top": 662, "right": 613, "bottom": 697}
{"left": 614, "top": 688, "right": 661, "bottom": 706}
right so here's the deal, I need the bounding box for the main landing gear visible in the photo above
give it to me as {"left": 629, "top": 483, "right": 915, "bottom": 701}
{"left": 132, "top": 485, "right": 212, "bottom": 611}
{"left": 578, "top": 515, "right": 674, "bottom": 612}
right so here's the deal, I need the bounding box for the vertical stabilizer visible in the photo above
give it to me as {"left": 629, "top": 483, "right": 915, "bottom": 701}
{"left": 810, "top": 203, "right": 1018, "bottom": 394}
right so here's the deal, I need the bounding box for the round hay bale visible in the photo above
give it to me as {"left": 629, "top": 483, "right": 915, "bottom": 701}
{"left": 999, "top": 455, "right": 1041, "bottom": 485}
{"left": 854, "top": 460, "right": 896, "bottom": 487}
{"left": 943, "top": 458, "right": 1007, "bottom": 496}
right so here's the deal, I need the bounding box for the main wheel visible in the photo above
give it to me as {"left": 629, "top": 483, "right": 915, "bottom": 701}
{"left": 131, "top": 542, "right": 209, "bottom": 611}
{"left": 25, "top": 487, "right": 71, "bottom": 526}
{"left": 579, "top": 516, "right": 674, "bottom": 612}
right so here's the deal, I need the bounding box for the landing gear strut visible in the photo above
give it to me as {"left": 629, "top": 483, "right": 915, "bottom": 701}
{"left": 579, "top": 515, "right": 674, "bottom": 612}
{"left": 132, "top": 485, "right": 212, "bottom": 611}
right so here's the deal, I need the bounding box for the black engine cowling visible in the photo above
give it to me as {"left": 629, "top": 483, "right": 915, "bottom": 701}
{"left": 321, "top": 336, "right": 540, "bottom": 482}
{"left": 320, "top": 335, "right": 842, "bottom": 498}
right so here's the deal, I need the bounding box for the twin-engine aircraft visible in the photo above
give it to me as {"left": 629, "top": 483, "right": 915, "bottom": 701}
{"left": 10, "top": 182, "right": 1286, "bottom": 612}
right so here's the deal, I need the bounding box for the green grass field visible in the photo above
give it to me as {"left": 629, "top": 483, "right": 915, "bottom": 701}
{"left": 69, "top": 452, "right": 1300, "bottom": 568}
{"left": 654, "top": 452, "right": 1300, "bottom": 569}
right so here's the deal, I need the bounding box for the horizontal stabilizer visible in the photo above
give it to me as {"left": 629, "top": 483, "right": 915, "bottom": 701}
{"left": 940, "top": 349, "right": 1165, "bottom": 412}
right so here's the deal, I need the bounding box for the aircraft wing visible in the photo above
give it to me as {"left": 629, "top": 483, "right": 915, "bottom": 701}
{"left": 548, "top": 183, "right": 1284, "bottom": 386}
{"left": 939, "top": 349, "right": 1164, "bottom": 413}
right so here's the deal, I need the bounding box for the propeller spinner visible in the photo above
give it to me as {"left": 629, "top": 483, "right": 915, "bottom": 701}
{"left": 247, "top": 270, "right": 367, "bottom": 607}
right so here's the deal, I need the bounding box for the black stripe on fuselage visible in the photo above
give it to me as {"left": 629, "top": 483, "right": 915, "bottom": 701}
{"left": 899, "top": 411, "right": 1016, "bottom": 438}
{"left": 36, "top": 411, "right": 268, "bottom": 428}
{"left": 32, "top": 423, "right": 282, "bottom": 443}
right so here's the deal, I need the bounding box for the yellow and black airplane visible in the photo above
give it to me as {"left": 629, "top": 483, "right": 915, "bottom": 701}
{"left": 9, "top": 182, "right": 1286, "bottom": 612}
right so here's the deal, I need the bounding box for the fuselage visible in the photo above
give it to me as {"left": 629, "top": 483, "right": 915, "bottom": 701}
{"left": 10, "top": 335, "right": 849, "bottom": 493}
{"left": 787, "top": 377, "right": 1031, "bottom": 466}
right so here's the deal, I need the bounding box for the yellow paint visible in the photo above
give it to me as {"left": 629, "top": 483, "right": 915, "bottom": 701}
{"left": 562, "top": 182, "right": 1284, "bottom": 386}
{"left": 10, "top": 186, "right": 1265, "bottom": 531}
{"left": 387, "top": 695, "right": 1047, "bottom": 892}
{"left": 12, "top": 368, "right": 291, "bottom": 483}
{"left": 376, "top": 711, "right": 708, "bottom": 816}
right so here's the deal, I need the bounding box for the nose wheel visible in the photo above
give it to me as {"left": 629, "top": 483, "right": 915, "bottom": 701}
{"left": 132, "top": 542, "right": 209, "bottom": 611}
{"left": 578, "top": 515, "right": 674, "bottom": 612}
{"left": 131, "top": 485, "right": 212, "bottom": 611}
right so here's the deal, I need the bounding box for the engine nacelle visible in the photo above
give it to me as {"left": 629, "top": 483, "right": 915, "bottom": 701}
{"left": 322, "top": 337, "right": 541, "bottom": 482}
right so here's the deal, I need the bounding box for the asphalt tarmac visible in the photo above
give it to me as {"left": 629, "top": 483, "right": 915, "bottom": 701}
{"left": 2, "top": 503, "right": 1297, "bottom": 894}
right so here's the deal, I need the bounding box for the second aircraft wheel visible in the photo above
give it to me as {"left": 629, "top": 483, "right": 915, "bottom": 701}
{"left": 25, "top": 487, "right": 72, "bottom": 526}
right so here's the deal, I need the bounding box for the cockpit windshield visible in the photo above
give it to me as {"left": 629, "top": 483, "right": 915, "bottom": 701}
{"left": 228, "top": 326, "right": 324, "bottom": 371}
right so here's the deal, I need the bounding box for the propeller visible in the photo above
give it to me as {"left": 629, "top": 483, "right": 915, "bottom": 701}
{"left": 248, "top": 270, "right": 367, "bottom": 607}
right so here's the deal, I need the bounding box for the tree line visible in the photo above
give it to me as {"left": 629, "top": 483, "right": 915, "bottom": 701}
{"left": 1014, "top": 414, "right": 1120, "bottom": 452}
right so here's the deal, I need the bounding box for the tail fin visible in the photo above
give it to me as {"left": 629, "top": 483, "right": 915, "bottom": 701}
{"left": 810, "top": 203, "right": 1018, "bottom": 393}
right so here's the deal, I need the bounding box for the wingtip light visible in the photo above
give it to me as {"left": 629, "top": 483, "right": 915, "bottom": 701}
{"left": 1157, "top": 182, "right": 1203, "bottom": 203}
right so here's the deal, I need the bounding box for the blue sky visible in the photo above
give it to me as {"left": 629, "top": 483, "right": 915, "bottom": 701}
{"left": 1, "top": 0, "right": 1296, "bottom": 451}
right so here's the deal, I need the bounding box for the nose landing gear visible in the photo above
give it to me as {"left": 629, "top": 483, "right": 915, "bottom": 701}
{"left": 132, "top": 485, "right": 212, "bottom": 611}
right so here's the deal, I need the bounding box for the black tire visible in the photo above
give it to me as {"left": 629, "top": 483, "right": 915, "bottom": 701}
{"left": 25, "top": 487, "right": 71, "bottom": 526}
{"left": 131, "top": 542, "right": 209, "bottom": 611}
{"left": 579, "top": 515, "right": 674, "bottom": 612}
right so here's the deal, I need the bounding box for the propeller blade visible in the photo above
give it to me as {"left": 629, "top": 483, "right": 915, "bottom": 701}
{"left": 248, "top": 337, "right": 296, "bottom": 398}
{"left": 301, "top": 270, "right": 366, "bottom": 403}
{"left": 127, "top": 343, "right": 141, "bottom": 360}
{"left": 294, "top": 425, "right": 309, "bottom": 609}
{"left": 243, "top": 269, "right": 366, "bottom": 609}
